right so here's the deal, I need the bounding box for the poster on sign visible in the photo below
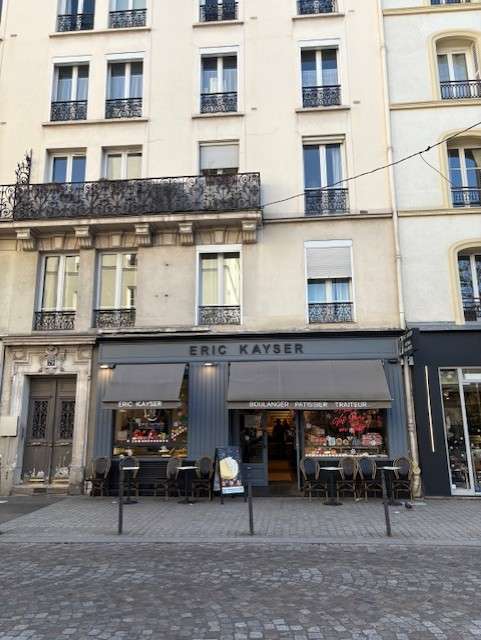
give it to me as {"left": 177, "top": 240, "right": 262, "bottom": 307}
{"left": 214, "top": 447, "right": 245, "bottom": 498}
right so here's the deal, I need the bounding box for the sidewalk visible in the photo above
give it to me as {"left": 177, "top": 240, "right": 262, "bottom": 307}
{"left": 1, "top": 496, "right": 480, "bottom": 545}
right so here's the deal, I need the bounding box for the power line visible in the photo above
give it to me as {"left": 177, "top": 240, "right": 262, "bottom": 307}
{"left": 419, "top": 153, "right": 454, "bottom": 187}
{"left": 261, "top": 119, "right": 481, "bottom": 210}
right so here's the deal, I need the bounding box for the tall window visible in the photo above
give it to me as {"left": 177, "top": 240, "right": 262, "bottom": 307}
{"left": 198, "top": 252, "right": 241, "bottom": 325}
{"left": 109, "top": 0, "right": 147, "bottom": 28}
{"left": 301, "top": 48, "right": 340, "bottom": 108}
{"left": 201, "top": 55, "right": 237, "bottom": 113}
{"left": 448, "top": 146, "right": 481, "bottom": 207}
{"left": 40, "top": 255, "right": 80, "bottom": 311}
{"left": 303, "top": 142, "right": 347, "bottom": 215}
{"left": 458, "top": 253, "right": 481, "bottom": 322}
{"left": 57, "top": 0, "right": 95, "bottom": 31}
{"left": 200, "top": 142, "right": 239, "bottom": 175}
{"left": 98, "top": 253, "right": 137, "bottom": 309}
{"left": 51, "top": 65, "right": 89, "bottom": 121}
{"left": 200, "top": 0, "right": 238, "bottom": 22}
{"left": 50, "top": 153, "right": 86, "bottom": 183}
{"left": 106, "top": 61, "right": 143, "bottom": 118}
{"left": 436, "top": 39, "right": 480, "bottom": 99}
{"left": 104, "top": 149, "right": 142, "bottom": 179}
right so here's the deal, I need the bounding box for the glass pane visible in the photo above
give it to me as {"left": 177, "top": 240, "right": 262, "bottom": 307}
{"left": 458, "top": 255, "right": 475, "bottom": 300}
{"left": 56, "top": 66, "right": 73, "bottom": 101}
{"left": 100, "top": 254, "right": 117, "bottom": 308}
{"left": 303, "top": 145, "right": 321, "bottom": 189}
{"left": 240, "top": 414, "right": 265, "bottom": 464}
{"left": 465, "top": 149, "right": 481, "bottom": 189}
{"left": 83, "top": 0, "right": 95, "bottom": 13}
{"left": 71, "top": 156, "right": 86, "bottom": 183}
{"left": 127, "top": 153, "right": 142, "bottom": 179}
{"left": 223, "top": 253, "right": 240, "bottom": 305}
{"left": 52, "top": 157, "right": 67, "bottom": 183}
{"left": 464, "top": 382, "right": 481, "bottom": 493}
{"left": 202, "top": 57, "right": 218, "bottom": 93}
{"left": 76, "top": 66, "right": 89, "bottom": 101}
{"left": 129, "top": 61, "right": 143, "bottom": 98}
{"left": 332, "top": 278, "right": 350, "bottom": 302}
{"left": 301, "top": 50, "right": 316, "bottom": 87}
{"left": 452, "top": 53, "right": 468, "bottom": 81}
{"left": 109, "top": 63, "right": 125, "bottom": 99}
{"left": 308, "top": 280, "right": 327, "bottom": 303}
{"left": 42, "top": 256, "right": 60, "bottom": 310}
{"left": 322, "top": 49, "right": 338, "bottom": 86}
{"left": 437, "top": 54, "right": 450, "bottom": 82}
{"left": 448, "top": 149, "right": 463, "bottom": 187}
{"left": 63, "top": 256, "right": 79, "bottom": 310}
{"left": 200, "top": 254, "right": 219, "bottom": 305}
{"left": 326, "top": 144, "right": 342, "bottom": 186}
{"left": 113, "top": 0, "right": 129, "bottom": 10}
{"left": 65, "top": 0, "right": 79, "bottom": 15}
{"left": 121, "top": 253, "right": 137, "bottom": 308}
{"left": 106, "top": 154, "right": 122, "bottom": 180}
{"left": 441, "top": 371, "right": 471, "bottom": 492}
{"left": 223, "top": 56, "right": 237, "bottom": 93}
{"left": 476, "top": 256, "right": 481, "bottom": 298}
{"left": 132, "top": 0, "right": 146, "bottom": 8}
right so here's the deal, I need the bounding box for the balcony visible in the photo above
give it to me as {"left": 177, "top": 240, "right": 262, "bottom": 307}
{"left": 305, "top": 188, "right": 349, "bottom": 216}
{"left": 431, "top": 0, "right": 472, "bottom": 5}
{"left": 441, "top": 80, "right": 481, "bottom": 100}
{"left": 109, "top": 9, "right": 147, "bottom": 28}
{"left": 302, "top": 85, "right": 341, "bottom": 108}
{"left": 94, "top": 309, "right": 136, "bottom": 329}
{"left": 51, "top": 100, "right": 88, "bottom": 122}
{"left": 463, "top": 299, "right": 481, "bottom": 322}
{"left": 6, "top": 173, "right": 260, "bottom": 221}
{"left": 297, "top": 0, "right": 337, "bottom": 14}
{"left": 198, "top": 306, "right": 241, "bottom": 325}
{"left": 452, "top": 188, "right": 481, "bottom": 208}
{"left": 200, "top": 0, "right": 237, "bottom": 21}
{"left": 56, "top": 13, "right": 94, "bottom": 32}
{"left": 308, "top": 302, "right": 353, "bottom": 324}
{"left": 34, "top": 311, "right": 76, "bottom": 332}
{"left": 200, "top": 92, "right": 237, "bottom": 114}
{"left": 105, "top": 98, "right": 143, "bottom": 119}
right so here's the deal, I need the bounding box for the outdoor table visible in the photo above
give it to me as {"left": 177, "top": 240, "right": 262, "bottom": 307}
{"left": 178, "top": 466, "right": 199, "bottom": 505}
{"left": 379, "top": 466, "right": 402, "bottom": 506}
{"left": 321, "top": 466, "right": 343, "bottom": 506}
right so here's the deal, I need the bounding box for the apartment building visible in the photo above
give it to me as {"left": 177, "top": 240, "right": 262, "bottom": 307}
{"left": 383, "top": 0, "right": 481, "bottom": 496}
{"left": 0, "top": 0, "right": 408, "bottom": 496}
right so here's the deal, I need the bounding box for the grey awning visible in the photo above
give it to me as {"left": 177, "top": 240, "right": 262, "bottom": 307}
{"left": 227, "top": 360, "right": 392, "bottom": 410}
{"left": 103, "top": 363, "right": 186, "bottom": 409}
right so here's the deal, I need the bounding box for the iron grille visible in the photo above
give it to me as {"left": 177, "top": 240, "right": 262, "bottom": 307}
{"left": 59, "top": 401, "right": 75, "bottom": 440}
{"left": 200, "top": 92, "right": 237, "bottom": 114}
{"left": 31, "top": 400, "right": 49, "bottom": 439}
{"left": 302, "top": 85, "right": 341, "bottom": 108}
{"left": 33, "top": 311, "right": 76, "bottom": 332}
{"left": 50, "top": 100, "right": 88, "bottom": 122}
{"left": 105, "top": 98, "right": 143, "bottom": 119}
{"left": 452, "top": 188, "right": 481, "bottom": 208}
{"left": 463, "top": 300, "right": 481, "bottom": 322}
{"left": 200, "top": 1, "right": 238, "bottom": 21}
{"left": 308, "top": 302, "right": 353, "bottom": 324}
{"left": 56, "top": 13, "right": 94, "bottom": 31}
{"left": 198, "top": 306, "right": 241, "bottom": 325}
{"left": 297, "top": 0, "right": 337, "bottom": 14}
{"left": 305, "top": 188, "right": 349, "bottom": 216}
{"left": 94, "top": 309, "right": 136, "bottom": 329}
{"left": 109, "top": 9, "right": 147, "bottom": 28}
{"left": 440, "top": 80, "right": 481, "bottom": 100}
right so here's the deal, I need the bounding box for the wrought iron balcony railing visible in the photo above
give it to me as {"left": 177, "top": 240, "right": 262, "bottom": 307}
{"left": 440, "top": 80, "right": 481, "bottom": 100}
{"left": 309, "top": 302, "right": 353, "bottom": 324}
{"left": 7, "top": 173, "right": 260, "bottom": 221}
{"left": 201, "top": 92, "right": 237, "bottom": 114}
{"left": 463, "top": 299, "right": 481, "bottom": 322}
{"left": 94, "top": 309, "right": 136, "bottom": 329}
{"left": 109, "top": 9, "right": 147, "bottom": 28}
{"left": 200, "top": 1, "right": 238, "bottom": 21}
{"left": 297, "top": 0, "right": 337, "bottom": 14}
{"left": 105, "top": 98, "right": 143, "bottom": 119}
{"left": 198, "top": 305, "right": 241, "bottom": 325}
{"left": 431, "top": 0, "right": 471, "bottom": 5}
{"left": 452, "top": 188, "right": 481, "bottom": 208}
{"left": 51, "top": 100, "right": 88, "bottom": 122}
{"left": 302, "top": 85, "right": 341, "bottom": 108}
{"left": 34, "top": 311, "right": 76, "bottom": 332}
{"left": 305, "top": 188, "right": 349, "bottom": 216}
{"left": 56, "top": 13, "right": 94, "bottom": 32}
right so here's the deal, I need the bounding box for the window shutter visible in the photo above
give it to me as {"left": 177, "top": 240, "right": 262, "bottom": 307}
{"left": 200, "top": 144, "right": 239, "bottom": 171}
{"left": 306, "top": 246, "right": 352, "bottom": 279}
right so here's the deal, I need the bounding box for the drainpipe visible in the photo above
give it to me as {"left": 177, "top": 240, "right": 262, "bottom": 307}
{"left": 377, "top": 0, "right": 421, "bottom": 496}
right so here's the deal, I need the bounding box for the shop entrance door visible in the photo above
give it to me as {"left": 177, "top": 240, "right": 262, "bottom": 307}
{"left": 22, "top": 377, "right": 76, "bottom": 484}
{"left": 236, "top": 412, "right": 268, "bottom": 486}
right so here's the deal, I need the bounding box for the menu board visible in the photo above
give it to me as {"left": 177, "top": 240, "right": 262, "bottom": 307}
{"left": 215, "top": 446, "right": 245, "bottom": 496}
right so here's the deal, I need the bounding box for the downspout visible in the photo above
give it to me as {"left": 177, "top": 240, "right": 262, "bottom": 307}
{"left": 377, "top": 0, "right": 422, "bottom": 497}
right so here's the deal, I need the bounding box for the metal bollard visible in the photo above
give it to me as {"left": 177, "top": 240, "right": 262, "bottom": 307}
{"left": 248, "top": 482, "right": 254, "bottom": 536}
{"left": 118, "top": 465, "right": 124, "bottom": 536}
{"left": 381, "top": 469, "right": 392, "bottom": 537}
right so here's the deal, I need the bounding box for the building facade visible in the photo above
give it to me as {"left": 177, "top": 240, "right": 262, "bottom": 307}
{"left": 0, "top": 0, "right": 412, "bottom": 495}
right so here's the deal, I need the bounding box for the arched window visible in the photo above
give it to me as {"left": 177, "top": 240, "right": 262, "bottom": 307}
{"left": 447, "top": 137, "right": 481, "bottom": 208}
{"left": 435, "top": 36, "right": 480, "bottom": 100}
{"left": 458, "top": 249, "right": 481, "bottom": 322}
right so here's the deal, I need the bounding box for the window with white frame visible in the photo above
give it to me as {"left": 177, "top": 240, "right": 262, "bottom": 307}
{"left": 109, "top": 0, "right": 147, "bottom": 28}
{"left": 301, "top": 48, "right": 340, "bottom": 107}
{"left": 198, "top": 251, "right": 241, "bottom": 325}
{"left": 106, "top": 60, "right": 143, "bottom": 118}
{"left": 305, "top": 241, "right": 353, "bottom": 323}
{"left": 448, "top": 145, "right": 481, "bottom": 207}
{"left": 51, "top": 64, "right": 89, "bottom": 121}
{"left": 199, "top": 0, "right": 238, "bottom": 22}
{"left": 200, "top": 142, "right": 239, "bottom": 175}
{"left": 50, "top": 152, "right": 86, "bottom": 183}
{"left": 201, "top": 54, "right": 238, "bottom": 113}
{"left": 104, "top": 149, "right": 142, "bottom": 180}
{"left": 40, "top": 255, "right": 80, "bottom": 311}
{"left": 97, "top": 253, "right": 137, "bottom": 310}
{"left": 57, "top": 0, "right": 95, "bottom": 31}
{"left": 458, "top": 252, "right": 481, "bottom": 322}
{"left": 437, "top": 40, "right": 480, "bottom": 99}
{"left": 303, "top": 141, "right": 347, "bottom": 215}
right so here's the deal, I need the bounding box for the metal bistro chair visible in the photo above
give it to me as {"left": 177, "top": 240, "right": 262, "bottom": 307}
{"left": 392, "top": 457, "right": 414, "bottom": 501}
{"left": 88, "top": 457, "right": 111, "bottom": 497}
{"left": 337, "top": 457, "right": 359, "bottom": 499}
{"left": 300, "top": 457, "right": 327, "bottom": 501}
{"left": 123, "top": 456, "right": 141, "bottom": 499}
{"left": 155, "top": 457, "right": 182, "bottom": 500}
{"left": 192, "top": 456, "right": 214, "bottom": 501}
{"left": 357, "top": 457, "right": 383, "bottom": 501}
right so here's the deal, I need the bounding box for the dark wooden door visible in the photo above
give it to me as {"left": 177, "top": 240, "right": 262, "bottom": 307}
{"left": 22, "top": 378, "right": 76, "bottom": 484}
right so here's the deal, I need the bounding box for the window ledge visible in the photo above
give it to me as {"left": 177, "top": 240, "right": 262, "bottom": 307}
{"left": 391, "top": 98, "right": 481, "bottom": 110}
{"left": 383, "top": 4, "right": 481, "bottom": 16}
{"left": 296, "top": 105, "right": 350, "bottom": 113}
{"left": 49, "top": 26, "right": 151, "bottom": 37}
{"left": 192, "top": 112, "right": 245, "bottom": 120}
{"left": 292, "top": 12, "right": 345, "bottom": 20}
{"left": 42, "top": 118, "right": 149, "bottom": 127}
{"left": 193, "top": 20, "right": 244, "bottom": 28}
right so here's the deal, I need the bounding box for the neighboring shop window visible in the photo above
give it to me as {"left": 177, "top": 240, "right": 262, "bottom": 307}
{"left": 303, "top": 410, "right": 387, "bottom": 458}
{"left": 113, "top": 376, "right": 189, "bottom": 458}
{"left": 98, "top": 253, "right": 137, "bottom": 309}
{"left": 40, "top": 255, "right": 80, "bottom": 311}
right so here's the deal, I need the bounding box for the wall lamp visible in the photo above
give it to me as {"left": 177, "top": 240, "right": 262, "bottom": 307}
{"left": 203, "top": 362, "right": 218, "bottom": 368}
{"left": 99, "top": 364, "right": 116, "bottom": 370}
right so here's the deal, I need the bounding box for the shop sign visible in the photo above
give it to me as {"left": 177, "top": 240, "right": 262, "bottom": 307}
{"left": 246, "top": 401, "right": 371, "bottom": 410}
{"left": 400, "top": 330, "right": 416, "bottom": 356}
{"left": 214, "top": 446, "right": 245, "bottom": 495}
{"left": 117, "top": 401, "right": 164, "bottom": 409}
{"left": 189, "top": 343, "right": 305, "bottom": 358}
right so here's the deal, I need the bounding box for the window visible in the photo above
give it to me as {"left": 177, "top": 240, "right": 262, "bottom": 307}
{"left": 104, "top": 149, "right": 142, "bottom": 179}
{"left": 109, "top": 0, "right": 147, "bottom": 28}
{"left": 448, "top": 146, "right": 481, "bottom": 207}
{"left": 106, "top": 60, "right": 143, "bottom": 118}
{"left": 57, "top": 0, "right": 95, "bottom": 31}
{"left": 305, "top": 242, "right": 353, "bottom": 323}
{"left": 51, "top": 64, "right": 89, "bottom": 121}
{"left": 198, "top": 251, "right": 241, "bottom": 325}
{"left": 458, "top": 253, "right": 481, "bottom": 322}
{"left": 303, "top": 142, "right": 348, "bottom": 215}
{"left": 436, "top": 38, "right": 480, "bottom": 99}
{"left": 301, "top": 48, "right": 340, "bottom": 108}
{"left": 201, "top": 55, "right": 237, "bottom": 113}
{"left": 50, "top": 153, "right": 86, "bottom": 183}
{"left": 95, "top": 253, "right": 137, "bottom": 328}
{"left": 297, "top": 0, "right": 337, "bottom": 15}
{"left": 199, "top": 0, "right": 238, "bottom": 22}
{"left": 200, "top": 142, "right": 239, "bottom": 175}
{"left": 40, "top": 255, "right": 79, "bottom": 311}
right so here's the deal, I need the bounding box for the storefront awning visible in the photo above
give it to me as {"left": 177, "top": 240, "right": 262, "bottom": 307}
{"left": 227, "top": 360, "right": 392, "bottom": 410}
{"left": 103, "top": 364, "right": 186, "bottom": 409}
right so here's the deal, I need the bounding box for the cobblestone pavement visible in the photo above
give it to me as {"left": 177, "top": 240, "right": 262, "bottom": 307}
{"left": 1, "top": 496, "right": 481, "bottom": 544}
{"left": 0, "top": 542, "right": 480, "bottom": 640}
{"left": 0, "top": 496, "right": 63, "bottom": 525}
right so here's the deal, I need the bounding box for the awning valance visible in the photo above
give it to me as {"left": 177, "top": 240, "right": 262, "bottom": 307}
{"left": 103, "top": 363, "right": 186, "bottom": 409}
{"left": 227, "top": 360, "right": 392, "bottom": 410}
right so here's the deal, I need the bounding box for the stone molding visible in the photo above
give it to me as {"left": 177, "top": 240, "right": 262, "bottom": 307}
{"left": 15, "top": 228, "right": 36, "bottom": 251}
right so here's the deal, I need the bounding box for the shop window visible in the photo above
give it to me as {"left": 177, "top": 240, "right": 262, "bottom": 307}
{"left": 199, "top": 142, "right": 239, "bottom": 176}
{"left": 303, "top": 410, "right": 388, "bottom": 458}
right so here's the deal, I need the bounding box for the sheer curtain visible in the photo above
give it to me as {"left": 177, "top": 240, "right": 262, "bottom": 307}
{"left": 325, "top": 144, "right": 342, "bottom": 187}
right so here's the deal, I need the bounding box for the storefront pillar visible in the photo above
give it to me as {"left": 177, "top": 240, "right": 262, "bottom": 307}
{"left": 69, "top": 368, "right": 92, "bottom": 495}
{"left": 403, "top": 357, "right": 422, "bottom": 497}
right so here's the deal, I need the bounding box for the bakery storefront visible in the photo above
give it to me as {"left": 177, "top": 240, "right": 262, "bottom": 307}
{"left": 91, "top": 332, "right": 407, "bottom": 491}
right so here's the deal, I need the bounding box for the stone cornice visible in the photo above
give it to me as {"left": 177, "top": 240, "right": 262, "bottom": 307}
{"left": 399, "top": 207, "right": 481, "bottom": 217}
{"left": 384, "top": 4, "right": 481, "bottom": 17}
{"left": 3, "top": 334, "right": 96, "bottom": 347}
{"left": 391, "top": 98, "right": 481, "bottom": 110}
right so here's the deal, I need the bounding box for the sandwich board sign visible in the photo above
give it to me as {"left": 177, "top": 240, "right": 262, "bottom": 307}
{"left": 214, "top": 446, "right": 245, "bottom": 500}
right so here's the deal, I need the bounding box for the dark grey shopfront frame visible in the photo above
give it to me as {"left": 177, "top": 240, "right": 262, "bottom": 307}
{"left": 93, "top": 333, "right": 408, "bottom": 475}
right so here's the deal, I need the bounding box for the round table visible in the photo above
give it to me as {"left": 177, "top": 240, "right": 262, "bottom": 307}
{"left": 379, "top": 466, "right": 401, "bottom": 506}
{"left": 178, "top": 466, "right": 199, "bottom": 505}
{"left": 321, "top": 466, "right": 343, "bottom": 506}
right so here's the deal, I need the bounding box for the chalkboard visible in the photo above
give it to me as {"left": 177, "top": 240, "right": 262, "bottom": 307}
{"left": 214, "top": 446, "right": 245, "bottom": 499}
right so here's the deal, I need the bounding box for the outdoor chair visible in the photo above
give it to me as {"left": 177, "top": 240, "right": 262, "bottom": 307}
{"left": 300, "top": 457, "right": 327, "bottom": 501}
{"left": 392, "top": 457, "right": 414, "bottom": 501}
{"left": 337, "top": 457, "right": 359, "bottom": 499}
{"left": 155, "top": 457, "right": 182, "bottom": 499}
{"left": 87, "top": 457, "right": 111, "bottom": 497}
{"left": 192, "top": 456, "right": 214, "bottom": 500}
{"left": 123, "top": 457, "right": 140, "bottom": 498}
{"left": 153, "top": 462, "right": 173, "bottom": 500}
{"left": 357, "top": 457, "right": 383, "bottom": 500}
